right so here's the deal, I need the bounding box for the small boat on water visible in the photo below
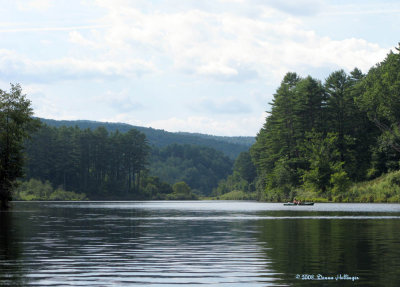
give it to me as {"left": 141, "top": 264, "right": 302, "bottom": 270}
{"left": 283, "top": 202, "right": 314, "bottom": 206}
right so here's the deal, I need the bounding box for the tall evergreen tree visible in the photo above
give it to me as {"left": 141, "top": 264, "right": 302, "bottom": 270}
{"left": 24, "top": 125, "right": 151, "bottom": 199}
{"left": 0, "top": 84, "right": 39, "bottom": 209}
{"left": 251, "top": 73, "right": 328, "bottom": 199}
{"left": 357, "top": 45, "right": 400, "bottom": 154}
{"left": 294, "top": 76, "right": 326, "bottom": 134}
{"left": 251, "top": 73, "right": 301, "bottom": 183}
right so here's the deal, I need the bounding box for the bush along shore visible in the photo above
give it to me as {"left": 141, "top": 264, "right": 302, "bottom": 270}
{"left": 282, "top": 170, "right": 400, "bottom": 203}
{"left": 208, "top": 170, "right": 400, "bottom": 203}
{"left": 13, "top": 179, "right": 88, "bottom": 201}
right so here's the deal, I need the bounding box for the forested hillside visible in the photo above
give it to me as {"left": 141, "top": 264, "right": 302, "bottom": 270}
{"left": 20, "top": 124, "right": 234, "bottom": 199}
{"left": 40, "top": 118, "right": 253, "bottom": 159}
{"left": 150, "top": 144, "right": 233, "bottom": 196}
{"left": 215, "top": 45, "right": 400, "bottom": 202}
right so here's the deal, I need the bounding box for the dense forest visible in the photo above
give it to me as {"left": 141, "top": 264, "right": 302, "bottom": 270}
{"left": 150, "top": 144, "right": 233, "bottom": 196}
{"left": 24, "top": 125, "right": 150, "bottom": 199}
{"left": 12, "top": 124, "right": 233, "bottom": 200}
{"left": 215, "top": 45, "right": 400, "bottom": 202}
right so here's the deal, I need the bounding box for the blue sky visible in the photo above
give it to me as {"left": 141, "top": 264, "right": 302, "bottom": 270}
{"left": 1, "top": 0, "right": 399, "bottom": 136}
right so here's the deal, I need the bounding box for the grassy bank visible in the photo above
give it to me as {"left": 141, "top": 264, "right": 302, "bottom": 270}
{"left": 13, "top": 179, "right": 88, "bottom": 201}
{"left": 294, "top": 170, "right": 400, "bottom": 203}
{"left": 210, "top": 171, "right": 400, "bottom": 203}
{"left": 205, "top": 190, "right": 259, "bottom": 201}
{"left": 345, "top": 170, "right": 400, "bottom": 203}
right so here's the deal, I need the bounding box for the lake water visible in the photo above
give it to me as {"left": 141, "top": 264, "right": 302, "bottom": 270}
{"left": 1, "top": 201, "right": 400, "bottom": 286}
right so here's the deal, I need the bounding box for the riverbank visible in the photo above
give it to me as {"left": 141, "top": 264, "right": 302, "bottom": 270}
{"left": 13, "top": 171, "right": 400, "bottom": 203}
{"left": 207, "top": 171, "right": 400, "bottom": 203}
{"left": 279, "top": 170, "right": 400, "bottom": 203}
{"left": 202, "top": 190, "right": 259, "bottom": 201}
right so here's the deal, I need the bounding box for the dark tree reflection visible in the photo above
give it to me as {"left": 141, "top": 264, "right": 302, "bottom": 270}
{"left": 0, "top": 211, "right": 27, "bottom": 286}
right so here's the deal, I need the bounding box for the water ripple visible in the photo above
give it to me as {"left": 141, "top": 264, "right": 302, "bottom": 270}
{"left": 2, "top": 201, "right": 400, "bottom": 286}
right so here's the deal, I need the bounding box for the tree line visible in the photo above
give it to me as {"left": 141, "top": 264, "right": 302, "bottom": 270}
{"left": 40, "top": 118, "right": 252, "bottom": 159}
{"left": 23, "top": 127, "right": 233, "bottom": 199}
{"left": 0, "top": 89, "right": 234, "bottom": 206}
{"left": 24, "top": 124, "right": 150, "bottom": 199}
{"left": 216, "top": 45, "right": 400, "bottom": 202}
{"left": 0, "top": 109, "right": 235, "bottom": 204}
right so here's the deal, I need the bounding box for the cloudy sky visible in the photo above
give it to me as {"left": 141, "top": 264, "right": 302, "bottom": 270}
{"left": 1, "top": 0, "right": 399, "bottom": 136}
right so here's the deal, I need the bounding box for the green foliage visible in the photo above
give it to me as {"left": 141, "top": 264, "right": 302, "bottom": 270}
{"left": 212, "top": 172, "right": 251, "bottom": 196}
{"left": 0, "top": 84, "right": 40, "bottom": 209}
{"left": 346, "top": 170, "right": 400, "bottom": 202}
{"left": 261, "top": 188, "right": 287, "bottom": 202}
{"left": 49, "top": 189, "right": 87, "bottom": 201}
{"left": 215, "top": 190, "right": 258, "bottom": 200}
{"left": 25, "top": 123, "right": 233, "bottom": 199}
{"left": 233, "top": 151, "right": 256, "bottom": 183}
{"left": 300, "top": 132, "right": 350, "bottom": 195}
{"left": 266, "top": 157, "right": 298, "bottom": 194}
{"left": 140, "top": 176, "right": 173, "bottom": 200}
{"left": 294, "top": 188, "right": 330, "bottom": 203}
{"left": 329, "top": 167, "right": 351, "bottom": 196}
{"left": 212, "top": 150, "right": 257, "bottom": 198}
{"left": 150, "top": 144, "right": 233, "bottom": 196}
{"left": 250, "top": 72, "right": 332, "bottom": 201}
{"left": 25, "top": 125, "right": 150, "bottom": 199}
{"left": 166, "top": 181, "right": 198, "bottom": 200}
{"left": 250, "top": 46, "right": 400, "bottom": 202}
{"left": 13, "top": 178, "right": 87, "bottom": 201}
{"left": 356, "top": 44, "right": 400, "bottom": 153}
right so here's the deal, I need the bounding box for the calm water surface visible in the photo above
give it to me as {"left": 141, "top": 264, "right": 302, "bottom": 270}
{"left": 1, "top": 201, "right": 400, "bottom": 286}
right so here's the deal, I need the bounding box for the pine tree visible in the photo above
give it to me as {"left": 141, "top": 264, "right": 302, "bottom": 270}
{"left": 0, "top": 84, "right": 40, "bottom": 209}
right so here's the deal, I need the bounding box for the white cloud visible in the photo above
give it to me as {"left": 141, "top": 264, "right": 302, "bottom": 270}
{"left": 2, "top": 1, "right": 390, "bottom": 84}
{"left": 0, "top": 49, "right": 155, "bottom": 82}
{"left": 0, "top": 24, "right": 108, "bottom": 33}
{"left": 264, "top": 0, "right": 325, "bottom": 16}
{"left": 16, "top": 0, "right": 52, "bottom": 11}
{"left": 18, "top": 83, "right": 46, "bottom": 96}
{"left": 147, "top": 114, "right": 265, "bottom": 136}
{"left": 96, "top": 89, "right": 145, "bottom": 112}
{"left": 322, "top": 2, "right": 400, "bottom": 16}
{"left": 77, "top": 1, "right": 389, "bottom": 82}
{"left": 191, "top": 96, "right": 252, "bottom": 114}
{"left": 2, "top": 0, "right": 397, "bottom": 136}
{"left": 197, "top": 62, "right": 238, "bottom": 77}
{"left": 219, "top": 0, "right": 246, "bottom": 3}
{"left": 69, "top": 31, "right": 98, "bottom": 48}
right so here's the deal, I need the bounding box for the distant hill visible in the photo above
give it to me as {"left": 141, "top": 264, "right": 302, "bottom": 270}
{"left": 39, "top": 118, "right": 255, "bottom": 159}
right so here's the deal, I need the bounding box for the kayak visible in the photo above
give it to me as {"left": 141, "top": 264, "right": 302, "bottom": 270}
{"left": 283, "top": 202, "right": 314, "bottom": 206}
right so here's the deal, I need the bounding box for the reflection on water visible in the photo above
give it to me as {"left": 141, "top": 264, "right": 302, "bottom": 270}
{"left": 0, "top": 201, "right": 400, "bottom": 286}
